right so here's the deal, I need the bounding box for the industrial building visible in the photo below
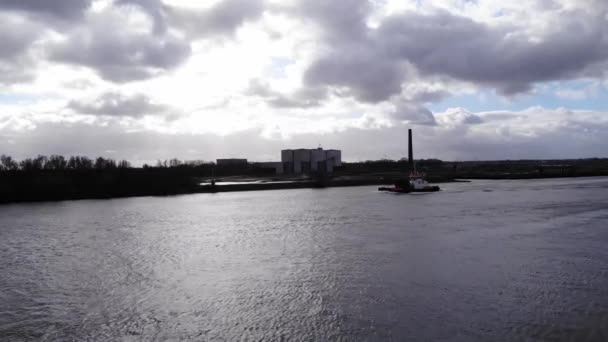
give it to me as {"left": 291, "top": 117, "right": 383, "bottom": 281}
{"left": 256, "top": 162, "right": 284, "bottom": 174}
{"left": 281, "top": 148, "right": 342, "bottom": 174}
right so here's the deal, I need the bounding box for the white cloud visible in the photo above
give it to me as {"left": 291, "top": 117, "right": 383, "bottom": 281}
{"left": 0, "top": 0, "right": 607, "bottom": 161}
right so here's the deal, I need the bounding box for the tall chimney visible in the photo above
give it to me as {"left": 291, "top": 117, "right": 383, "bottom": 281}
{"left": 408, "top": 128, "right": 414, "bottom": 170}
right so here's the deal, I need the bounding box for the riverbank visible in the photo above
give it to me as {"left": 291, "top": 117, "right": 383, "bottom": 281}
{"left": 0, "top": 172, "right": 454, "bottom": 204}
{"left": 3, "top": 157, "right": 608, "bottom": 203}
{"left": 3, "top": 168, "right": 608, "bottom": 204}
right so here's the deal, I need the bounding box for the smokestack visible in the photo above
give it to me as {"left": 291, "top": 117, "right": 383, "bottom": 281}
{"left": 408, "top": 128, "right": 414, "bottom": 170}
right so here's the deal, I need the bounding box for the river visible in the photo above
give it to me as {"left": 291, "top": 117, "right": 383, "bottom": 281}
{"left": 1, "top": 177, "right": 607, "bottom": 341}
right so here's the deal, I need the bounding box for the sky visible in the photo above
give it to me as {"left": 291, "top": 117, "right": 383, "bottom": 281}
{"left": 0, "top": 0, "right": 607, "bottom": 164}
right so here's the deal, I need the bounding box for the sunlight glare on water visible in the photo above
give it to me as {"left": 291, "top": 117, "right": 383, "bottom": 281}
{"left": 1, "top": 177, "right": 608, "bottom": 341}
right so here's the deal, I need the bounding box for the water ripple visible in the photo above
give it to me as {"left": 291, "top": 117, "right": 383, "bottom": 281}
{"left": 1, "top": 178, "right": 608, "bottom": 340}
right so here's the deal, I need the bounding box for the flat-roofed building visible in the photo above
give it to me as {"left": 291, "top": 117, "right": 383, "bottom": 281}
{"left": 281, "top": 148, "right": 341, "bottom": 174}
{"left": 256, "top": 162, "right": 284, "bottom": 175}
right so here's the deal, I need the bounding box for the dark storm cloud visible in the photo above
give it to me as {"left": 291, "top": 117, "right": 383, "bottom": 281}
{"left": 167, "top": 0, "right": 265, "bottom": 38}
{"left": 67, "top": 92, "right": 169, "bottom": 118}
{"left": 0, "top": 0, "right": 92, "bottom": 20}
{"left": 295, "top": 1, "right": 608, "bottom": 101}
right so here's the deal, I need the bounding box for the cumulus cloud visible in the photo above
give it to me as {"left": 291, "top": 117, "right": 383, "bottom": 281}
{"left": 48, "top": 7, "right": 191, "bottom": 82}
{"left": 166, "top": 0, "right": 266, "bottom": 39}
{"left": 0, "top": 0, "right": 92, "bottom": 20}
{"left": 296, "top": 0, "right": 370, "bottom": 42}
{"left": 291, "top": 0, "right": 608, "bottom": 102}
{"left": 437, "top": 108, "right": 483, "bottom": 126}
{"left": 0, "top": 17, "right": 40, "bottom": 60}
{"left": 3, "top": 106, "right": 608, "bottom": 162}
{"left": 67, "top": 92, "right": 170, "bottom": 118}
{"left": 2, "top": 0, "right": 608, "bottom": 162}
{"left": 389, "top": 100, "right": 436, "bottom": 126}
{"left": 115, "top": 0, "right": 168, "bottom": 34}
{"left": 246, "top": 79, "right": 326, "bottom": 108}
{"left": 304, "top": 48, "right": 407, "bottom": 103}
{"left": 0, "top": 13, "right": 44, "bottom": 84}
{"left": 377, "top": 10, "right": 608, "bottom": 94}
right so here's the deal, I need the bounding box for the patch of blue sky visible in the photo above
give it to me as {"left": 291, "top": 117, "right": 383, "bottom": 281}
{"left": 0, "top": 93, "right": 39, "bottom": 105}
{"left": 267, "top": 57, "right": 294, "bottom": 78}
{"left": 429, "top": 80, "right": 608, "bottom": 113}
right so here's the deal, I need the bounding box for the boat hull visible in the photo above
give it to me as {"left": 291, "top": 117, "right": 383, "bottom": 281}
{"left": 378, "top": 185, "right": 440, "bottom": 193}
{"left": 412, "top": 186, "right": 440, "bottom": 192}
{"left": 378, "top": 186, "right": 411, "bottom": 193}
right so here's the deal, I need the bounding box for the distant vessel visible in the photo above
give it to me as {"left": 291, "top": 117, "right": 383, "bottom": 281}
{"left": 379, "top": 129, "right": 440, "bottom": 194}
{"left": 378, "top": 171, "right": 440, "bottom": 193}
{"left": 409, "top": 171, "right": 441, "bottom": 192}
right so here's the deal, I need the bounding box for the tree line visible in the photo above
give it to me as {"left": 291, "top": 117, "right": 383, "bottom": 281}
{"left": 0, "top": 155, "right": 226, "bottom": 173}
{"left": 0, "top": 154, "right": 131, "bottom": 172}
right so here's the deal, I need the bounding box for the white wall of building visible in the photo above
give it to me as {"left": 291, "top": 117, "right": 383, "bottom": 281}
{"left": 280, "top": 148, "right": 342, "bottom": 174}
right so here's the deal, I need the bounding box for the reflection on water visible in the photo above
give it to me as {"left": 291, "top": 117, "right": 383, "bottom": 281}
{"left": 199, "top": 180, "right": 298, "bottom": 186}
{"left": 1, "top": 177, "right": 608, "bottom": 341}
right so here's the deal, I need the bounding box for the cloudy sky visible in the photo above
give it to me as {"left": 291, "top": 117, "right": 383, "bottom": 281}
{"left": 1, "top": 0, "right": 607, "bottom": 163}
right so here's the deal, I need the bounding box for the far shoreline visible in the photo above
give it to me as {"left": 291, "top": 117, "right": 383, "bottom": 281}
{"left": 2, "top": 173, "right": 607, "bottom": 205}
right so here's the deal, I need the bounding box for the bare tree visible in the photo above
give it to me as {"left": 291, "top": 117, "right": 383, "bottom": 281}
{"left": 45, "top": 155, "right": 68, "bottom": 170}
{"left": 68, "top": 156, "right": 94, "bottom": 169}
{"left": 169, "top": 158, "right": 182, "bottom": 167}
{"left": 0, "top": 155, "right": 19, "bottom": 171}
{"left": 95, "top": 157, "right": 117, "bottom": 169}
{"left": 20, "top": 155, "right": 47, "bottom": 171}
{"left": 118, "top": 160, "right": 131, "bottom": 168}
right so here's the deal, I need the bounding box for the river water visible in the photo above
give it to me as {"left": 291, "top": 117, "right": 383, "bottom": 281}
{"left": 1, "top": 177, "right": 608, "bottom": 341}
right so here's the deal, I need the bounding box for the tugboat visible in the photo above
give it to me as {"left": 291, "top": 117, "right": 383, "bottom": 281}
{"left": 378, "top": 171, "right": 440, "bottom": 193}
{"left": 407, "top": 171, "right": 440, "bottom": 192}
{"left": 378, "top": 179, "right": 412, "bottom": 193}
{"left": 378, "top": 128, "right": 440, "bottom": 194}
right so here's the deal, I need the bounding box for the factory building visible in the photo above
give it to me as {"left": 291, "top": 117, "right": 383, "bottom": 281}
{"left": 281, "top": 148, "right": 342, "bottom": 174}
{"left": 256, "top": 162, "right": 284, "bottom": 174}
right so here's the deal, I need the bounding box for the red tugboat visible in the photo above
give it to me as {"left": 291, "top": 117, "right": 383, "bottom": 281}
{"left": 379, "top": 129, "right": 440, "bottom": 193}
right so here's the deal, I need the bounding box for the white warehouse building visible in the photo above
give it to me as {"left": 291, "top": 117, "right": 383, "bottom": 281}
{"left": 281, "top": 148, "right": 342, "bottom": 174}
